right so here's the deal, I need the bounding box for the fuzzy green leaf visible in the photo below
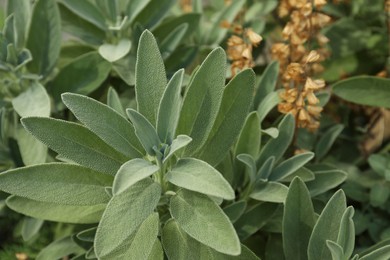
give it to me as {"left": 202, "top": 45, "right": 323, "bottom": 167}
{"left": 326, "top": 240, "right": 344, "bottom": 260}
{"left": 253, "top": 61, "right": 279, "bottom": 109}
{"left": 6, "top": 196, "right": 105, "bottom": 224}
{"left": 0, "top": 163, "right": 112, "bottom": 205}
{"left": 163, "top": 135, "right": 192, "bottom": 163}
{"left": 135, "top": 30, "right": 167, "bottom": 125}
{"left": 283, "top": 177, "right": 316, "bottom": 260}
{"left": 315, "top": 124, "right": 344, "bottom": 161}
{"left": 359, "top": 245, "right": 390, "bottom": 260}
{"left": 95, "top": 179, "right": 161, "bottom": 258}
{"left": 160, "top": 24, "right": 188, "bottom": 59}
{"left": 12, "top": 82, "right": 50, "bottom": 118}
{"left": 308, "top": 190, "right": 347, "bottom": 260}
{"left": 306, "top": 170, "right": 347, "bottom": 197}
{"left": 170, "top": 189, "right": 240, "bottom": 255}
{"left": 176, "top": 48, "right": 226, "bottom": 155}
{"left": 234, "top": 111, "right": 261, "bottom": 159}
{"left": 60, "top": 0, "right": 106, "bottom": 29}
{"left": 27, "top": 0, "right": 61, "bottom": 77}
{"left": 270, "top": 152, "right": 314, "bottom": 181}
{"left": 250, "top": 181, "right": 288, "bottom": 203}
{"left": 126, "top": 109, "right": 161, "bottom": 156}
{"left": 99, "top": 39, "right": 132, "bottom": 62}
{"left": 21, "top": 217, "right": 44, "bottom": 241}
{"left": 113, "top": 158, "right": 159, "bottom": 195}
{"left": 126, "top": 0, "right": 150, "bottom": 23}
{"left": 36, "top": 236, "right": 83, "bottom": 260}
{"left": 49, "top": 52, "right": 111, "bottom": 103}
{"left": 257, "top": 114, "right": 295, "bottom": 168}
{"left": 332, "top": 76, "right": 390, "bottom": 109}
{"left": 107, "top": 87, "right": 126, "bottom": 117}
{"left": 166, "top": 158, "right": 235, "bottom": 200}
{"left": 157, "top": 69, "right": 184, "bottom": 144}
{"left": 7, "top": 0, "right": 31, "bottom": 49}
{"left": 257, "top": 90, "right": 281, "bottom": 122}
{"left": 337, "top": 206, "right": 355, "bottom": 258}
{"left": 21, "top": 117, "right": 128, "bottom": 175}
{"left": 197, "top": 69, "right": 255, "bottom": 166}
{"left": 62, "top": 93, "right": 143, "bottom": 158}
{"left": 223, "top": 201, "right": 247, "bottom": 223}
{"left": 132, "top": 0, "right": 175, "bottom": 29}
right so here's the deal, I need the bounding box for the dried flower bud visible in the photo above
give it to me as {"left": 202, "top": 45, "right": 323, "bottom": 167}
{"left": 314, "top": 0, "right": 327, "bottom": 8}
{"left": 220, "top": 20, "right": 231, "bottom": 29}
{"left": 305, "top": 50, "right": 321, "bottom": 63}
{"left": 246, "top": 28, "right": 263, "bottom": 46}
{"left": 298, "top": 108, "right": 310, "bottom": 121}
{"left": 304, "top": 77, "right": 325, "bottom": 90}
{"left": 306, "top": 90, "right": 320, "bottom": 105}
{"left": 307, "top": 105, "right": 323, "bottom": 117}
{"left": 286, "top": 63, "right": 304, "bottom": 80}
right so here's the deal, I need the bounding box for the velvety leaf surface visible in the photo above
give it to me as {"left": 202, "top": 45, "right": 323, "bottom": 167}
{"left": 270, "top": 152, "right": 314, "bottom": 181}
{"left": 250, "top": 181, "right": 289, "bottom": 203}
{"left": 62, "top": 93, "right": 143, "bottom": 158}
{"left": 197, "top": 69, "right": 255, "bottom": 166}
{"left": 176, "top": 48, "right": 226, "bottom": 155}
{"left": 170, "top": 189, "right": 240, "bottom": 255}
{"left": 60, "top": 0, "right": 106, "bottom": 29}
{"left": 6, "top": 196, "right": 106, "bottom": 224}
{"left": 36, "top": 236, "right": 83, "bottom": 260}
{"left": 253, "top": 60, "right": 279, "bottom": 109}
{"left": 283, "top": 177, "right": 316, "bottom": 260}
{"left": 95, "top": 179, "right": 161, "bottom": 258}
{"left": 0, "top": 163, "right": 112, "bottom": 205}
{"left": 166, "top": 158, "right": 235, "bottom": 200}
{"left": 21, "top": 117, "right": 128, "bottom": 175}
{"left": 27, "top": 0, "right": 61, "bottom": 77}
{"left": 135, "top": 30, "right": 167, "bottom": 125}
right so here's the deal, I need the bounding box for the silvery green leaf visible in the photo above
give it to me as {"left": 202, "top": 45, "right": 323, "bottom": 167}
{"left": 36, "top": 236, "right": 83, "bottom": 260}
{"left": 113, "top": 158, "right": 159, "bottom": 195}
{"left": 126, "top": 0, "right": 150, "bottom": 23}
{"left": 257, "top": 90, "right": 281, "bottom": 122}
{"left": 170, "top": 189, "right": 240, "bottom": 255}
{"left": 157, "top": 69, "right": 184, "bottom": 144}
{"left": 62, "top": 93, "right": 144, "bottom": 158}
{"left": 261, "top": 128, "right": 279, "bottom": 138}
{"left": 0, "top": 163, "right": 112, "bottom": 205}
{"left": 99, "top": 39, "right": 132, "bottom": 62}
{"left": 315, "top": 124, "right": 344, "bottom": 161}
{"left": 27, "top": 0, "right": 61, "bottom": 77}
{"left": 166, "top": 158, "right": 235, "bottom": 200}
{"left": 197, "top": 69, "right": 255, "bottom": 166}
{"left": 107, "top": 87, "right": 126, "bottom": 117}
{"left": 237, "top": 154, "right": 257, "bottom": 183}
{"left": 6, "top": 196, "right": 106, "bottom": 224}
{"left": 160, "top": 23, "right": 188, "bottom": 59}
{"left": 308, "top": 190, "right": 346, "bottom": 260}
{"left": 270, "top": 152, "right": 314, "bottom": 181}
{"left": 306, "top": 169, "right": 347, "bottom": 197}
{"left": 223, "top": 201, "right": 247, "bottom": 223}
{"left": 131, "top": 0, "right": 175, "bottom": 29}
{"left": 126, "top": 108, "right": 161, "bottom": 156}
{"left": 135, "top": 30, "right": 167, "bottom": 125}
{"left": 337, "top": 206, "right": 355, "bottom": 258}
{"left": 21, "top": 217, "right": 44, "bottom": 241}
{"left": 257, "top": 156, "right": 275, "bottom": 180}
{"left": 21, "top": 117, "right": 128, "bottom": 175}
{"left": 12, "top": 82, "right": 50, "bottom": 117}
{"left": 163, "top": 135, "right": 192, "bottom": 163}
{"left": 95, "top": 179, "right": 161, "bottom": 258}
{"left": 7, "top": 0, "right": 31, "bottom": 49}
{"left": 283, "top": 177, "right": 316, "bottom": 260}
{"left": 253, "top": 61, "right": 279, "bottom": 109}
{"left": 326, "top": 240, "right": 344, "bottom": 260}
{"left": 60, "top": 0, "right": 106, "bottom": 29}
{"left": 359, "top": 245, "right": 390, "bottom": 260}
{"left": 176, "top": 48, "right": 226, "bottom": 155}
{"left": 250, "top": 181, "right": 288, "bottom": 203}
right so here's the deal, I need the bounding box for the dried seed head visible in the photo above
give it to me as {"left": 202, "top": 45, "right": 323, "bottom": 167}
{"left": 286, "top": 63, "right": 304, "bottom": 80}
{"left": 304, "top": 77, "right": 325, "bottom": 90}
{"left": 305, "top": 50, "right": 321, "bottom": 63}
{"left": 246, "top": 28, "right": 263, "bottom": 46}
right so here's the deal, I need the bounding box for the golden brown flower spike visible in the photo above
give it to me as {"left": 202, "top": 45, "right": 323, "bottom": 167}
{"left": 273, "top": 0, "right": 331, "bottom": 131}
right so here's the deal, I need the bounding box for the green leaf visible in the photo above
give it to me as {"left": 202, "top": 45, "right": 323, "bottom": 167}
{"left": 368, "top": 154, "right": 390, "bottom": 177}
{"left": 21, "top": 217, "right": 44, "bottom": 241}
{"left": 7, "top": 0, "right": 31, "bottom": 49}
{"left": 0, "top": 163, "right": 112, "bottom": 205}
{"left": 99, "top": 39, "right": 132, "bottom": 62}
{"left": 112, "top": 158, "right": 159, "bottom": 195}
{"left": 49, "top": 52, "right": 111, "bottom": 103}
{"left": 370, "top": 183, "right": 390, "bottom": 207}
{"left": 95, "top": 179, "right": 161, "bottom": 258}
{"left": 135, "top": 30, "right": 167, "bottom": 125}
{"left": 77, "top": 227, "right": 97, "bottom": 242}
{"left": 237, "top": 154, "right": 257, "bottom": 182}
{"left": 253, "top": 61, "right": 279, "bottom": 110}
{"left": 131, "top": 0, "right": 175, "bottom": 29}
{"left": 126, "top": 108, "right": 161, "bottom": 156}
{"left": 280, "top": 167, "right": 315, "bottom": 182}
{"left": 197, "top": 69, "right": 255, "bottom": 166}
{"left": 332, "top": 76, "right": 390, "bottom": 108}
{"left": 26, "top": 0, "right": 61, "bottom": 77}
{"left": 308, "top": 190, "right": 347, "bottom": 260}
{"left": 60, "top": 0, "right": 106, "bottom": 29}
{"left": 107, "top": 87, "right": 126, "bottom": 117}
{"left": 359, "top": 245, "right": 390, "bottom": 260}
{"left": 257, "top": 90, "right": 281, "bottom": 122}
{"left": 223, "top": 201, "right": 247, "bottom": 223}
{"left": 337, "top": 206, "right": 355, "bottom": 258}
{"left": 234, "top": 202, "right": 279, "bottom": 240}
{"left": 62, "top": 93, "right": 143, "bottom": 158}
{"left": 166, "top": 158, "right": 234, "bottom": 200}
{"left": 95, "top": 0, "right": 117, "bottom": 22}
{"left": 170, "top": 189, "right": 240, "bottom": 255}
{"left": 315, "top": 124, "right": 344, "bottom": 161}
{"left": 163, "top": 135, "right": 192, "bottom": 163}
{"left": 159, "top": 23, "right": 188, "bottom": 59}
{"left": 270, "top": 152, "right": 314, "bottom": 181}
{"left": 283, "top": 177, "right": 316, "bottom": 260}
{"left": 147, "top": 239, "right": 164, "bottom": 260}
{"left": 176, "top": 48, "right": 226, "bottom": 155}
{"left": 234, "top": 112, "right": 261, "bottom": 159}
{"left": 257, "top": 114, "right": 295, "bottom": 168}
{"left": 6, "top": 196, "right": 106, "bottom": 224}
{"left": 15, "top": 127, "right": 47, "bottom": 165}
{"left": 326, "top": 240, "right": 344, "bottom": 260}
{"left": 12, "top": 82, "right": 50, "bottom": 117}
{"left": 36, "top": 236, "right": 83, "bottom": 260}
{"left": 256, "top": 156, "right": 275, "bottom": 180}
{"left": 21, "top": 117, "right": 128, "bottom": 175}
{"left": 157, "top": 69, "right": 184, "bottom": 144}
{"left": 306, "top": 170, "right": 347, "bottom": 197}
{"left": 261, "top": 127, "right": 279, "bottom": 138}
{"left": 205, "top": 0, "right": 245, "bottom": 44}
{"left": 126, "top": 0, "right": 150, "bottom": 23}
{"left": 250, "top": 181, "right": 289, "bottom": 203}
{"left": 162, "top": 219, "right": 259, "bottom": 260}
